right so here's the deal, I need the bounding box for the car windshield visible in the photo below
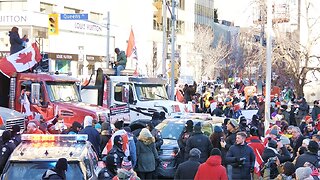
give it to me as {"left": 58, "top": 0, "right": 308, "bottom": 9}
{"left": 46, "top": 82, "right": 80, "bottom": 102}
{"left": 2, "top": 161, "right": 84, "bottom": 180}
{"left": 135, "top": 84, "right": 168, "bottom": 101}
{"left": 158, "top": 121, "right": 185, "bottom": 140}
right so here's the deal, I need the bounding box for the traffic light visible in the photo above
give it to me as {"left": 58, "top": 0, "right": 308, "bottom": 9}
{"left": 48, "top": 14, "right": 59, "bottom": 35}
{"left": 153, "top": 0, "right": 162, "bottom": 24}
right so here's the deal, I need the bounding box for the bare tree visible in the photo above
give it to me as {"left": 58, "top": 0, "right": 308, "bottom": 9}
{"left": 272, "top": 1, "right": 320, "bottom": 97}
{"left": 192, "top": 25, "right": 232, "bottom": 80}
{"left": 145, "top": 41, "right": 160, "bottom": 77}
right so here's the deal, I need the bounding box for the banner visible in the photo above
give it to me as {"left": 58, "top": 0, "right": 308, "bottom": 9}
{"left": 0, "top": 43, "right": 41, "bottom": 77}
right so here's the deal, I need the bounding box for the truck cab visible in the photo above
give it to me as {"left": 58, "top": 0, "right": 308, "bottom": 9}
{"left": 0, "top": 72, "right": 108, "bottom": 127}
{"left": 81, "top": 68, "right": 189, "bottom": 123}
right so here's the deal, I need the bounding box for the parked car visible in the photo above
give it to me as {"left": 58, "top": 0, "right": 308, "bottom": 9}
{"left": 155, "top": 114, "right": 224, "bottom": 178}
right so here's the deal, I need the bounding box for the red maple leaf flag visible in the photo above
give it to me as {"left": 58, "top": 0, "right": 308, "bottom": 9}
{"left": 126, "top": 28, "right": 138, "bottom": 60}
{"left": 0, "top": 43, "right": 41, "bottom": 77}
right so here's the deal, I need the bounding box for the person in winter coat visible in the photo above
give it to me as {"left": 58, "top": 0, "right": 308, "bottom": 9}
{"left": 135, "top": 128, "right": 159, "bottom": 180}
{"left": 290, "top": 126, "right": 305, "bottom": 159}
{"left": 295, "top": 167, "right": 313, "bottom": 180}
{"left": 295, "top": 140, "right": 320, "bottom": 169}
{"left": 0, "top": 131, "right": 16, "bottom": 174}
{"left": 114, "top": 48, "right": 127, "bottom": 76}
{"left": 11, "top": 124, "right": 22, "bottom": 146}
{"left": 100, "top": 122, "right": 112, "bottom": 156}
{"left": 68, "top": 121, "right": 82, "bottom": 134}
{"left": 123, "top": 126, "right": 137, "bottom": 168}
{"left": 226, "top": 131, "right": 255, "bottom": 180}
{"left": 194, "top": 148, "right": 228, "bottom": 180}
{"left": 209, "top": 125, "right": 226, "bottom": 165}
{"left": 98, "top": 154, "right": 118, "bottom": 180}
{"left": 261, "top": 139, "right": 291, "bottom": 179}
{"left": 177, "top": 120, "right": 193, "bottom": 163}
{"left": 296, "top": 97, "right": 309, "bottom": 125}
{"left": 174, "top": 148, "right": 201, "bottom": 180}
{"left": 9, "top": 26, "right": 28, "bottom": 55}
{"left": 312, "top": 100, "right": 320, "bottom": 121}
{"left": 276, "top": 161, "right": 296, "bottom": 180}
{"left": 79, "top": 116, "right": 101, "bottom": 156}
{"left": 146, "top": 121, "right": 163, "bottom": 151}
{"left": 42, "top": 158, "right": 68, "bottom": 180}
{"left": 185, "top": 122, "right": 213, "bottom": 163}
{"left": 108, "top": 135, "right": 126, "bottom": 169}
{"left": 113, "top": 157, "right": 140, "bottom": 180}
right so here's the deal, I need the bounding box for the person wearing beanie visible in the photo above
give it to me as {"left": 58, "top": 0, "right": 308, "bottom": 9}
{"left": 79, "top": 116, "right": 101, "bottom": 157}
{"left": 0, "top": 130, "right": 16, "bottom": 174}
{"left": 159, "top": 111, "right": 166, "bottom": 121}
{"left": 146, "top": 121, "right": 163, "bottom": 151}
{"left": 11, "top": 124, "right": 22, "bottom": 146}
{"left": 107, "top": 135, "right": 126, "bottom": 169}
{"left": 135, "top": 128, "right": 159, "bottom": 180}
{"left": 195, "top": 148, "right": 227, "bottom": 180}
{"left": 221, "top": 118, "right": 239, "bottom": 156}
{"left": 175, "top": 148, "right": 201, "bottom": 180}
{"left": 276, "top": 161, "right": 296, "bottom": 179}
{"left": 114, "top": 157, "right": 140, "bottom": 180}
{"left": 94, "top": 123, "right": 102, "bottom": 133}
{"left": 209, "top": 125, "right": 226, "bottom": 165}
{"left": 185, "top": 122, "right": 213, "bottom": 163}
{"left": 295, "top": 167, "right": 313, "bottom": 180}
{"left": 177, "top": 120, "right": 194, "bottom": 162}
{"left": 295, "top": 140, "right": 320, "bottom": 169}
{"left": 42, "top": 158, "right": 68, "bottom": 179}
{"left": 151, "top": 111, "right": 161, "bottom": 127}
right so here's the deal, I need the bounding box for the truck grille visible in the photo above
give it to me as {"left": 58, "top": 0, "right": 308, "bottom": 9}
{"left": 5, "top": 117, "right": 26, "bottom": 131}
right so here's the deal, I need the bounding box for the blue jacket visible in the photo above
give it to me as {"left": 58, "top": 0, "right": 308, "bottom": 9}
{"left": 226, "top": 143, "right": 255, "bottom": 180}
{"left": 79, "top": 126, "right": 101, "bottom": 156}
{"left": 9, "top": 31, "right": 25, "bottom": 55}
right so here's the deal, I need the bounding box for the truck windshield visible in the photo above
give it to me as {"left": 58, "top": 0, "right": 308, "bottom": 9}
{"left": 46, "top": 82, "right": 80, "bottom": 102}
{"left": 2, "top": 161, "right": 84, "bottom": 180}
{"left": 135, "top": 84, "right": 168, "bottom": 101}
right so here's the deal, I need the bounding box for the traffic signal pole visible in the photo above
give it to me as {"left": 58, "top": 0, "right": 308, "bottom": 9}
{"left": 170, "top": 0, "right": 176, "bottom": 100}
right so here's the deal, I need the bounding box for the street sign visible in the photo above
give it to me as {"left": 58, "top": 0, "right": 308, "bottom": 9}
{"left": 60, "top": 13, "right": 88, "bottom": 20}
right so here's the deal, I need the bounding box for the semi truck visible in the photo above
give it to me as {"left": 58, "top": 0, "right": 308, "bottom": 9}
{"left": 81, "top": 68, "right": 189, "bottom": 124}
{"left": 0, "top": 71, "right": 108, "bottom": 127}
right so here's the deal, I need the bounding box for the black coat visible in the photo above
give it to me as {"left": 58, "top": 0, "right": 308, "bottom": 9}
{"left": 295, "top": 152, "right": 320, "bottom": 169}
{"left": 0, "top": 141, "right": 16, "bottom": 174}
{"left": 226, "top": 143, "right": 255, "bottom": 180}
{"left": 174, "top": 157, "right": 200, "bottom": 180}
{"left": 185, "top": 131, "right": 213, "bottom": 163}
{"left": 108, "top": 145, "right": 125, "bottom": 169}
{"left": 290, "top": 135, "right": 304, "bottom": 158}
{"left": 262, "top": 147, "right": 291, "bottom": 163}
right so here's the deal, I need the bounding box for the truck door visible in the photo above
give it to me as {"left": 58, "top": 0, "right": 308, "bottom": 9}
{"left": 114, "top": 83, "right": 135, "bottom": 104}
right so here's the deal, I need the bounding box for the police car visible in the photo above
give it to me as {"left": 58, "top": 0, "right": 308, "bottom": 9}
{"left": 1, "top": 134, "right": 102, "bottom": 180}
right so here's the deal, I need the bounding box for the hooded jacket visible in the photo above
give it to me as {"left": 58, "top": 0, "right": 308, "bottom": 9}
{"left": 185, "top": 131, "right": 213, "bottom": 163}
{"left": 135, "top": 128, "right": 158, "bottom": 172}
{"left": 42, "top": 169, "right": 64, "bottom": 180}
{"left": 194, "top": 155, "right": 227, "bottom": 180}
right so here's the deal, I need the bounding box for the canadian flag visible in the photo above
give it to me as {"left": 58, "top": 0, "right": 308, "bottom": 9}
{"left": 102, "top": 129, "right": 129, "bottom": 156}
{"left": 22, "top": 92, "right": 34, "bottom": 120}
{"left": 254, "top": 149, "right": 263, "bottom": 176}
{"left": 0, "top": 43, "right": 42, "bottom": 77}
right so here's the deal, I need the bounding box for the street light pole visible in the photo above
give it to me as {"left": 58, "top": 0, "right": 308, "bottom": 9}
{"left": 162, "top": 0, "right": 167, "bottom": 76}
{"left": 106, "top": 11, "right": 110, "bottom": 68}
{"left": 170, "top": 0, "right": 176, "bottom": 100}
{"left": 264, "top": 0, "right": 273, "bottom": 135}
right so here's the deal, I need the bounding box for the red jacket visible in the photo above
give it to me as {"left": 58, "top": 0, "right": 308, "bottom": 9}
{"left": 246, "top": 136, "right": 265, "bottom": 156}
{"left": 194, "top": 155, "right": 227, "bottom": 180}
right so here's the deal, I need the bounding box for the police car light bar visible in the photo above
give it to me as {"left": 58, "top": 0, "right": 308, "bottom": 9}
{"left": 21, "top": 134, "right": 88, "bottom": 142}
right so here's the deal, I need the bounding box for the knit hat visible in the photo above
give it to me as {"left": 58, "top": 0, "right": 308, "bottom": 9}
{"left": 123, "top": 126, "right": 132, "bottom": 133}
{"left": 55, "top": 158, "right": 68, "bottom": 171}
{"left": 214, "top": 125, "right": 223, "bottom": 133}
{"left": 189, "top": 148, "right": 201, "bottom": 158}
{"left": 185, "top": 120, "right": 193, "bottom": 128}
{"left": 83, "top": 116, "right": 93, "bottom": 128}
{"left": 12, "top": 125, "right": 21, "bottom": 134}
{"left": 283, "top": 162, "right": 295, "bottom": 176}
{"left": 229, "top": 119, "right": 239, "bottom": 128}
{"left": 2, "top": 130, "right": 11, "bottom": 143}
{"left": 270, "top": 128, "right": 279, "bottom": 136}
{"left": 295, "top": 167, "right": 312, "bottom": 180}
{"left": 194, "top": 122, "right": 202, "bottom": 132}
{"left": 210, "top": 148, "right": 222, "bottom": 156}
{"left": 121, "top": 157, "right": 132, "bottom": 170}
{"left": 268, "top": 139, "right": 278, "bottom": 149}
{"left": 308, "top": 140, "right": 319, "bottom": 153}
{"left": 114, "top": 120, "right": 124, "bottom": 130}
{"left": 95, "top": 123, "right": 102, "bottom": 130}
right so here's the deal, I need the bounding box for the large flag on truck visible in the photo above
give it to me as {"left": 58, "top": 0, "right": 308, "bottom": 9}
{"left": 0, "top": 43, "right": 41, "bottom": 77}
{"left": 126, "top": 28, "right": 139, "bottom": 75}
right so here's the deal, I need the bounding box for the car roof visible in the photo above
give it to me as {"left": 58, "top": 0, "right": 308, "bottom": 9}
{"left": 9, "top": 134, "right": 90, "bottom": 162}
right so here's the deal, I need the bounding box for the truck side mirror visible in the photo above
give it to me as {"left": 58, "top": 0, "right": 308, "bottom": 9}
{"left": 30, "top": 83, "right": 40, "bottom": 104}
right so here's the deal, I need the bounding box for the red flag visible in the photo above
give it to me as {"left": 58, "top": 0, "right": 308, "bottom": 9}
{"left": 0, "top": 43, "right": 41, "bottom": 77}
{"left": 126, "top": 29, "right": 138, "bottom": 60}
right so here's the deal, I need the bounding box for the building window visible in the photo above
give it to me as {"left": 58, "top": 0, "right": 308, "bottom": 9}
{"left": 0, "top": 1, "right": 27, "bottom": 11}
{"left": 176, "top": 20, "right": 185, "bottom": 34}
{"left": 78, "top": 63, "right": 84, "bottom": 75}
{"left": 88, "top": 64, "right": 95, "bottom": 75}
{"left": 55, "top": 60, "right": 71, "bottom": 74}
{"left": 177, "top": 0, "right": 185, "bottom": 10}
{"left": 64, "top": 7, "right": 81, "bottom": 14}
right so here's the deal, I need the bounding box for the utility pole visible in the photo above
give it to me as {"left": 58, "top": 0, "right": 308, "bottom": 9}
{"left": 265, "top": 0, "right": 272, "bottom": 135}
{"left": 162, "top": 0, "right": 167, "bottom": 76}
{"left": 170, "top": 0, "right": 176, "bottom": 100}
{"left": 106, "top": 11, "right": 110, "bottom": 68}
